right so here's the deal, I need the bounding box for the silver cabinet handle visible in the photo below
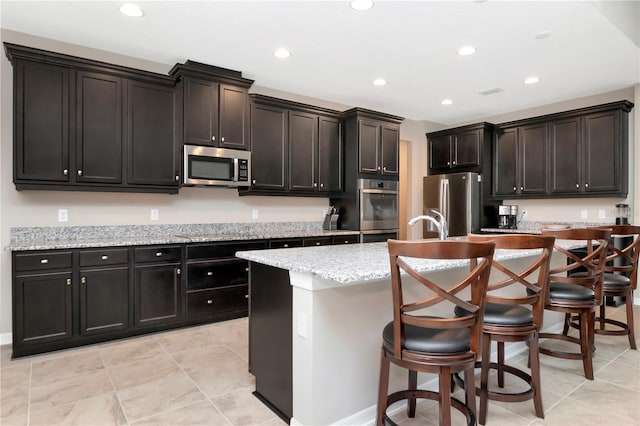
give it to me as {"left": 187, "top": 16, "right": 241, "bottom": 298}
{"left": 207, "top": 299, "right": 213, "bottom": 305}
{"left": 176, "top": 268, "right": 181, "bottom": 275}
{"left": 447, "top": 161, "right": 451, "bottom": 166}
{"left": 211, "top": 136, "right": 215, "bottom": 142}
{"left": 252, "top": 179, "right": 256, "bottom": 184}
{"left": 452, "top": 161, "right": 456, "bottom": 165}
{"left": 245, "top": 294, "right": 249, "bottom": 299}
{"left": 315, "top": 242, "right": 321, "bottom": 246}
{"left": 520, "top": 186, "right": 524, "bottom": 191}
{"left": 81, "top": 276, "right": 86, "bottom": 284}
{"left": 319, "top": 183, "right": 324, "bottom": 188}
{"left": 513, "top": 186, "right": 517, "bottom": 191}
{"left": 221, "top": 137, "right": 225, "bottom": 142}
{"left": 585, "top": 183, "right": 589, "bottom": 188}
{"left": 155, "top": 252, "right": 162, "bottom": 257}
{"left": 101, "top": 255, "right": 109, "bottom": 260}
{"left": 313, "top": 183, "right": 317, "bottom": 188}
{"left": 175, "top": 175, "right": 179, "bottom": 181}
{"left": 63, "top": 169, "right": 68, "bottom": 176}
{"left": 377, "top": 166, "right": 381, "bottom": 171}
{"left": 245, "top": 267, "right": 249, "bottom": 272}
{"left": 283, "top": 244, "right": 289, "bottom": 248}
{"left": 207, "top": 271, "right": 213, "bottom": 276}
{"left": 383, "top": 166, "right": 387, "bottom": 171}
{"left": 66, "top": 278, "right": 71, "bottom": 286}
{"left": 576, "top": 184, "right": 580, "bottom": 188}
{"left": 77, "top": 170, "right": 82, "bottom": 176}
{"left": 40, "top": 259, "right": 49, "bottom": 264}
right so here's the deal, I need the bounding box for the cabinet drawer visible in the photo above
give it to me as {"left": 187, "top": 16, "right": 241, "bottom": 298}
{"left": 134, "top": 246, "right": 181, "bottom": 263}
{"left": 14, "top": 251, "right": 73, "bottom": 272}
{"left": 269, "top": 239, "right": 303, "bottom": 249}
{"left": 186, "top": 240, "right": 268, "bottom": 259}
{"left": 302, "top": 237, "right": 333, "bottom": 247}
{"left": 186, "top": 285, "right": 248, "bottom": 319}
{"left": 80, "top": 248, "right": 129, "bottom": 266}
{"left": 187, "top": 259, "right": 249, "bottom": 290}
{"left": 332, "top": 235, "right": 360, "bottom": 245}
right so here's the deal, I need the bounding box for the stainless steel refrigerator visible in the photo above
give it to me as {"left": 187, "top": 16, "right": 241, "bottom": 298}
{"left": 422, "top": 172, "right": 481, "bottom": 238}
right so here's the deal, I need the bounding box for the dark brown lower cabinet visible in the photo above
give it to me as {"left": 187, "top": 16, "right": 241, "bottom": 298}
{"left": 80, "top": 267, "right": 129, "bottom": 335}
{"left": 134, "top": 263, "right": 181, "bottom": 327}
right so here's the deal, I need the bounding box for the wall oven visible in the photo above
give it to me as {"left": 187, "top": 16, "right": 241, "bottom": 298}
{"left": 183, "top": 145, "right": 251, "bottom": 187}
{"left": 359, "top": 178, "right": 399, "bottom": 234}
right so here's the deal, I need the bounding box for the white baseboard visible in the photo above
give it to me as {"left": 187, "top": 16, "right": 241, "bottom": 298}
{"left": 0, "top": 333, "right": 12, "bottom": 346}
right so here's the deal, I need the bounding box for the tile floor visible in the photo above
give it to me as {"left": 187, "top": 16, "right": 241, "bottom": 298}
{"left": 1, "top": 306, "right": 638, "bottom": 426}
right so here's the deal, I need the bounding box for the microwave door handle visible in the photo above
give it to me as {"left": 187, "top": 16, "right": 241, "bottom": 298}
{"left": 233, "top": 158, "right": 239, "bottom": 182}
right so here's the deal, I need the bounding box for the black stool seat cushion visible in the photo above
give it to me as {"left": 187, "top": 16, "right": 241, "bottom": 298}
{"left": 382, "top": 320, "right": 470, "bottom": 354}
{"left": 571, "top": 271, "right": 630, "bottom": 288}
{"left": 455, "top": 303, "right": 533, "bottom": 327}
{"left": 549, "top": 282, "right": 594, "bottom": 300}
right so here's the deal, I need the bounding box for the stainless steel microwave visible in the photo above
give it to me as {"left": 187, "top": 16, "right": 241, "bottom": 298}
{"left": 183, "top": 145, "right": 251, "bottom": 187}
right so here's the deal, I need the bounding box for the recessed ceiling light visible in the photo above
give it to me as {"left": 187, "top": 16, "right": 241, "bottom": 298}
{"left": 524, "top": 76, "right": 540, "bottom": 85}
{"left": 273, "top": 48, "right": 291, "bottom": 59}
{"left": 534, "top": 31, "right": 551, "bottom": 40}
{"left": 457, "top": 46, "right": 476, "bottom": 56}
{"left": 118, "top": 3, "right": 144, "bottom": 17}
{"left": 373, "top": 78, "right": 386, "bottom": 86}
{"left": 441, "top": 99, "right": 453, "bottom": 105}
{"left": 350, "top": 0, "right": 374, "bottom": 11}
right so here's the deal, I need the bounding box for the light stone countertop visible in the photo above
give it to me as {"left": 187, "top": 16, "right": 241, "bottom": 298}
{"left": 235, "top": 240, "right": 582, "bottom": 286}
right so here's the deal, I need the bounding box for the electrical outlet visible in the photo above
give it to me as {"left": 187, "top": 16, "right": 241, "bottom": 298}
{"left": 252, "top": 209, "right": 259, "bottom": 219}
{"left": 150, "top": 209, "right": 159, "bottom": 221}
{"left": 598, "top": 209, "right": 606, "bottom": 219}
{"left": 521, "top": 210, "right": 528, "bottom": 218}
{"left": 581, "top": 210, "right": 588, "bottom": 219}
{"left": 297, "top": 311, "right": 308, "bottom": 338}
{"left": 57, "top": 209, "right": 68, "bottom": 222}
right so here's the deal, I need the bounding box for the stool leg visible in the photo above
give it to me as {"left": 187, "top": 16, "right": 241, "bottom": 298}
{"left": 479, "top": 332, "right": 491, "bottom": 425}
{"left": 497, "top": 341, "right": 505, "bottom": 388}
{"left": 439, "top": 366, "right": 452, "bottom": 426}
{"left": 626, "top": 291, "right": 637, "bottom": 350}
{"left": 377, "top": 348, "right": 390, "bottom": 426}
{"left": 407, "top": 370, "right": 417, "bottom": 418}
{"left": 562, "top": 313, "right": 571, "bottom": 336}
{"left": 580, "top": 311, "right": 594, "bottom": 380}
{"left": 529, "top": 332, "right": 544, "bottom": 419}
{"left": 599, "top": 303, "right": 606, "bottom": 330}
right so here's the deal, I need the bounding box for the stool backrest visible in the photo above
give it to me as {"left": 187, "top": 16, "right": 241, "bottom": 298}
{"left": 540, "top": 228, "right": 612, "bottom": 305}
{"left": 467, "top": 234, "right": 556, "bottom": 328}
{"left": 386, "top": 239, "right": 494, "bottom": 359}
{"left": 590, "top": 225, "right": 640, "bottom": 290}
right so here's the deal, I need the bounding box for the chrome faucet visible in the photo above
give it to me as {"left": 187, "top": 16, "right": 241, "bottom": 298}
{"left": 408, "top": 209, "right": 448, "bottom": 240}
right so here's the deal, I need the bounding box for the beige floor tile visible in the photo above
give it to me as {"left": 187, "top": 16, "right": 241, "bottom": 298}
{"left": 98, "top": 337, "right": 165, "bottom": 368}
{"left": 211, "top": 386, "right": 277, "bottom": 426}
{"left": 257, "top": 416, "right": 289, "bottom": 426}
{"left": 208, "top": 319, "right": 248, "bottom": 347}
{"left": 1, "top": 364, "right": 31, "bottom": 419}
{"left": 188, "top": 356, "right": 254, "bottom": 398}
{"left": 0, "top": 414, "right": 27, "bottom": 426}
{"left": 172, "top": 345, "right": 244, "bottom": 374}
{"left": 117, "top": 372, "right": 205, "bottom": 422}
{"left": 29, "top": 369, "right": 114, "bottom": 413}
{"left": 532, "top": 390, "right": 637, "bottom": 425}
{"left": 567, "top": 379, "right": 640, "bottom": 421}
{"left": 31, "top": 350, "right": 104, "bottom": 384}
{"left": 1, "top": 390, "right": 29, "bottom": 420}
{"left": 131, "top": 400, "right": 230, "bottom": 426}
{"left": 596, "top": 355, "right": 640, "bottom": 392}
{"left": 107, "top": 353, "right": 182, "bottom": 390}
{"left": 0, "top": 346, "right": 30, "bottom": 370}
{"left": 28, "top": 391, "right": 126, "bottom": 425}
{"left": 154, "top": 326, "right": 219, "bottom": 354}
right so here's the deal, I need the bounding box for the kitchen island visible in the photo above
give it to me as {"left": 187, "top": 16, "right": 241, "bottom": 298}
{"left": 236, "top": 241, "right": 569, "bottom": 426}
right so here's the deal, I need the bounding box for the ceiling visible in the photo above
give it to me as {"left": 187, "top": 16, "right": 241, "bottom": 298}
{"left": 1, "top": 1, "right": 638, "bottom": 125}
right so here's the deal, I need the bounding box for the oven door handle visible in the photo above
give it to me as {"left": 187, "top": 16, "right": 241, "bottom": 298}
{"left": 360, "top": 189, "right": 398, "bottom": 195}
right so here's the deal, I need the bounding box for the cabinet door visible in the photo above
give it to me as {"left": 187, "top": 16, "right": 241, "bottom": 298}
{"left": 549, "top": 117, "right": 581, "bottom": 194}
{"left": 250, "top": 103, "right": 287, "bottom": 190}
{"left": 14, "top": 272, "right": 72, "bottom": 345}
{"left": 454, "top": 129, "right": 481, "bottom": 168}
{"left": 14, "top": 60, "right": 70, "bottom": 182}
{"left": 288, "top": 111, "right": 317, "bottom": 191}
{"left": 76, "top": 71, "right": 123, "bottom": 184}
{"left": 380, "top": 125, "right": 399, "bottom": 176}
{"left": 519, "top": 123, "right": 547, "bottom": 194}
{"left": 428, "top": 134, "right": 452, "bottom": 171}
{"left": 79, "top": 267, "right": 129, "bottom": 335}
{"left": 317, "top": 116, "right": 343, "bottom": 192}
{"left": 183, "top": 78, "right": 218, "bottom": 146}
{"left": 127, "top": 80, "right": 178, "bottom": 186}
{"left": 493, "top": 128, "right": 518, "bottom": 196}
{"left": 583, "top": 111, "right": 620, "bottom": 193}
{"left": 219, "top": 84, "right": 249, "bottom": 150}
{"left": 134, "top": 263, "right": 181, "bottom": 327}
{"left": 358, "top": 120, "right": 380, "bottom": 174}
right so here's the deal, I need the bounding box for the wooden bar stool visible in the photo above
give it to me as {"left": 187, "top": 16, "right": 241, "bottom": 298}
{"left": 377, "top": 239, "right": 495, "bottom": 426}
{"left": 462, "top": 234, "right": 555, "bottom": 425}
{"left": 539, "top": 228, "right": 611, "bottom": 380}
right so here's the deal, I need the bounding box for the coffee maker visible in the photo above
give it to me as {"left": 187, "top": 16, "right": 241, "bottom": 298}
{"left": 509, "top": 205, "right": 519, "bottom": 229}
{"left": 615, "top": 203, "right": 630, "bottom": 225}
{"left": 498, "top": 205, "right": 510, "bottom": 229}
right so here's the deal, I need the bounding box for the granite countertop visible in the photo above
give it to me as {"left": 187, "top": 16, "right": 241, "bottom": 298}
{"left": 7, "top": 222, "right": 360, "bottom": 251}
{"left": 481, "top": 220, "right": 615, "bottom": 235}
{"left": 235, "top": 240, "right": 582, "bottom": 285}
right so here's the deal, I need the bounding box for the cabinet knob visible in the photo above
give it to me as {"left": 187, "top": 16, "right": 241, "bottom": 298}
{"left": 211, "top": 136, "right": 216, "bottom": 142}
{"left": 155, "top": 252, "right": 163, "bottom": 257}
{"left": 245, "top": 294, "right": 249, "bottom": 299}
{"left": 447, "top": 161, "right": 451, "bottom": 166}
{"left": 576, "top": 183, "right": 580, "bottom": 188}
{"left": 585, "top": 183, "right": 589, "bottom": 188}
{"left": 221, "top": 137, "right": 225, "bottom": 142}
{"left": 252, "top": 179, "right": 256, "bottom": 184}
{"left": 513, "top": 186, "right": 517, "bottom": 191}
{"left": 40, "top": 258, "right": 49, "bottom": 264}
{"left": 101, "top": 255, "right": 109, "bottom": 260}
{"left": 245, "top": 267, "right": 249, "bottom": 272}
{"left": 207, "top": 271, "right": 213, "bottom": 276}
{"left": 283, "top": 244, "right": 289, "bottom": 248}
{"left": 63, "top": 169, "right": 68, "bottom": 176}
{"left": 313, "top": 183, "right": 318, "bottom": 188}
{"left": 319, "top": 183, "right": 324, "bottom": 188}
{"left": 81, "top": 276, "right": 86, "bottom": 284}
{"left": 315, "top": 242, "right": 321, "bottom": 246}
{"left": 66, "top": 278, "right": 71, "bottom": 286}
{"left": 175, "top": 175, "right": 180, "bottom": 182}
{"left": 520, "top": 186, "right": 524, "bottom": 191}
{"left": 207, "top": 299, "right": 213, "bottom": 305}
{"left": 452, "top": 161, "right": 456, "bottom": 165}
{"left": 377, "top": 166, "right": 381, "bottom": 171}
{"left": 176, "top": 268, "right": 181, "bottom": 275}
{"left": 77, "top": 170, "right": 83, "bottom": 176}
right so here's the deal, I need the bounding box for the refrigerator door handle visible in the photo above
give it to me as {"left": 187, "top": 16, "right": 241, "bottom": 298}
{"left": 441, "top": 178, "right": 449, "bottom": 221}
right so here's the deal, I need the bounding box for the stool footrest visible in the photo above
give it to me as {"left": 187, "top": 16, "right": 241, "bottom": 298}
{"left": 538, "top": 332, "right": 594, "bottom": 360}
{"left": 384, "top": 389, "right": 475, "bottom": 426}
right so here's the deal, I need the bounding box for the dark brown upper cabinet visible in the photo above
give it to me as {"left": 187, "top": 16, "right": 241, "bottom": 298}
{"left": 494, "top": 100, "right": 633, "bottom": 199}
{"left": 5, "top": 43, "right": 179, "bottom": 194}
{"left": 341, "top": 108, "right": 403, "bottom": 182}
{"left": 170, "top": 61, "right": 254, "bottom": 151}
{"left": 426, "top": 123, "right": 494, "bottom": 175}
{"left": 241, "top": 94, "right": 343, "bottom": 196}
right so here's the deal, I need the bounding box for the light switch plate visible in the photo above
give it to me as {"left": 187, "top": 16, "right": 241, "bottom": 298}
{"left": 58, "top": 209, "right": 68, "bottom": 222}
{"left": 150, "top": 209, "right": 159, "bottom": 221}
{"left": 598, "top": 210, "right": 606, "bottom": 219}
{"left": 252, "top": 209, "right": 259, "bottom": 219}
{"left": 297, "top": 311, "right": 307, "bottom": 338}
{"left": 581, "top": 210, "right": 588, "bottom": 219}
